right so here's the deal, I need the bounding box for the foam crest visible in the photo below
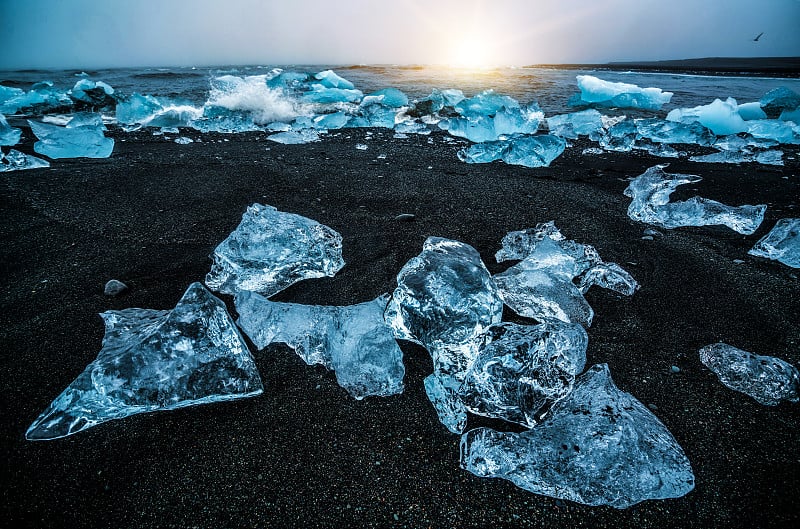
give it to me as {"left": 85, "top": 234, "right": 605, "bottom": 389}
{"left": 205, "top": 75, "right": 307, "bottom": 124}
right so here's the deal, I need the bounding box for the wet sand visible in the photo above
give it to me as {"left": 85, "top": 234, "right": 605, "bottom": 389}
{"left": 1, "top": 126, "right": 799, "bottom": 528}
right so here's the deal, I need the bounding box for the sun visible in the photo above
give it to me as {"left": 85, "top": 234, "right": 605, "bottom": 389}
{"left": 449, "top": 38, "right": 495, "bottom": 69}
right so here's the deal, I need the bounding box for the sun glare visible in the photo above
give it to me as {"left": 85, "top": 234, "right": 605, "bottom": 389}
{"left": 449, "top": 38, "right": 495, "bottom": 69}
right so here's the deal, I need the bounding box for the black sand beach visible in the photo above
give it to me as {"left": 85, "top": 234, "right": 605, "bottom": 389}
{"left": 2, "top": 126, "right": 799, "bottom": 528}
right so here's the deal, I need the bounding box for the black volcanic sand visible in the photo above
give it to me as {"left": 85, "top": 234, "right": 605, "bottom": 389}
{"left": 2, "top": 126, "right": 799, "bottom": 529}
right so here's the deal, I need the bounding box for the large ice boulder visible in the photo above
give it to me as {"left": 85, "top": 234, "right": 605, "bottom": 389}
{"left": 28, "top": 118, "right": 114, "bottom": 159}
{"left": 573, "top": 75, "right": 673, "bottom": 110}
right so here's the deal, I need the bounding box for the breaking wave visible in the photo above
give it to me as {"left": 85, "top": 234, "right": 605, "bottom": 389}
{"left": 205, "top": 75, "right": 308, "bottom": 124}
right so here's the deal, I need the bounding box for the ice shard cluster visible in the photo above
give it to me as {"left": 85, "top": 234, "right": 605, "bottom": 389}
{"left": 699, "top": 343, "right": 800, "bottom": 406}
{"left": 457, "top": 134, "right": 566, "bottom": 168}
{"left": 235, "top": 292, "right": 404, "bottom": 399}
{"left": 460, "top": 364, "right": 695, "bottom": 508}
{"left": 26, "top": 283, "right": 263, "bottom": 440}
{"left": 28, "top": 118, "right": 114, "bottom": 159}
{"left": 572, "top": 75, "right": 673, "bottom": 110}
{"left": 493, "top": 222, "right": 639, "bottom": 326}
{"left": 748, "top": 218, "right": 800, "bottom": 268}
{"left": 206, "top": 204, "right": 345, "bottom": 296}
{"left": 0, "top": 149, "right": 50, "bottom": 172}
{"left": 624, "top": 165, "right": 766, "bottom": 234}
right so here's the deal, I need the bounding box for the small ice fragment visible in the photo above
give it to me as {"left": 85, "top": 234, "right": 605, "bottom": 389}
{"left": 699, "top": 343, "right": 800, "bottom": 405}
{"left": 356, "top": 143, "right": 368, "bottom": 150}
{"left": 424, "top": 374, "right": 467, "bottom": 434}
{"left": 0, "top": 149, "right": 50, "bottom": 172}
{"left": 460, "top": 364, "right": 695, "bottom": 508}
{"left": 104, "top": 279, "right": 128, "bottom": 296}
{"left": 459, "top": 322, "right": 588, "bottom": 427}
{"left": 235, "top": 292, "right": 404, "bottom": 400}
{"left": 267, "top": 129, "right": 320, "bottom": 144}
{"left": 174, "top": 136, "right": 193, "bottom": 144}
{"left": 206, "top": 203, "right": 345, "bottom": 296}
{"left": 1, "top": 113, "right": 22, "bottom": 146}
{"left": 624, "top": 165, "right": 766, "bottom": 234}
{"left": 577, "top": 262, "right": 639, "bottom": 296}
{"left": 25, "top": 283, "right": 263, "bottom": 440}
{"left": 748, "top": 218, "right": 800, "bottom": 268}
{"left": 28, "top": 119, "right": 114, "bottom": 159}
{"left": 582, "top": 147, "right": 604, "bottom": 155}
{"left": 574, "top": 75, "right": 673, "bottom": 110}
{"left": 394, "top": 213, "right": 415, "bottom": 221}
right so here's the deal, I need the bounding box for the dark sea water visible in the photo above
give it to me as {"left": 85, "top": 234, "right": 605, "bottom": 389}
{"left": 2, "top": 64, "right": 799, "bottom": 118}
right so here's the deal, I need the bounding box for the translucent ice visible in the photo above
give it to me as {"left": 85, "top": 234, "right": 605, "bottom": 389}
{"left": 235, "top": 292, "right": 404, "bottom": 400}
{"left": 312, "top": 111, "right": 349, "bottom": 130}
{"left": 70, "top": 79, "right": 116, "bottom": 107}
{"left": 760, "top": 87, "right": 800, "bottom": 118}
{"left": 266, "top": 128, "right": 321, "bottom": 144}
{"left": 302, "top": 85, "right": 363, "bottom": 104}
{"left": 460, "top": 364, "right": 695, "bottom": 508}
{"left": 0, "top": 149, "right": 50, "bottom": 172}
{"left": 690, "top": 149, "right": 783, "bottom": 166}
{"left": 363, "top": 88, "right": 409, "bottom": 108}
{"left": 457, "top": 134, "right": 565, "bottom": 168}
{"left": 385, "top": 237, "right": 503, "bottom": 381}
{"left": 746, "top": 120, "right": 799, "bottom": 144}
{"left": 737, "top": 102, "right": 767, "bottom": 121}
{"left": 598, "top": 120, "right": 637, "bottom": 152}
{"left": 666, "top": 98, "right": 748, "bottom": 136}
{"left": 25, "top": 283, "right": 263, "bottom": 440}
{"left": 748, "top": 218, "right": 800, "bottom": 268}
{"left": 624, "top": 165, "right": 766, "bottom": 234}
{"left": 205, "top": 203, "right": 345, "bottom": 296}
{"left": 546, "top": 109, "right": 604, "bottom": 139}
{"left": 28, "top": 119, "right": 114, "bottom": 159}
{"left": 699, "top": 343, "right": 800, "bottom": 405}
{"left": 313, "top": 70, "right": 356, "bottom": 90}
{"left": 635, "top": 118, "right": 715, "bottom": 146}
{"left": 441, "top": 99, "right": 542, "bottom": 143}
{"left": 0, "top": 82, "right": 72, "bottom": 115}
{"left": 574, "top": 75, "right": 673, "bottom": 110}
{"left": 458, "top": 322, "right": 588, "bottom": 428}
{"left": 1, "top": 113, "right": 22, "bottom": 145}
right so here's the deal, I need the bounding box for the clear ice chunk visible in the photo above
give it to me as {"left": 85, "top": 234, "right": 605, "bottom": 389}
{"left": 313, "top": 70, "right": 356, "bottom": 90}
{"left": 577, "top": 262, "right": 639, "bottom": 296}
{"left": 385, "top": 237, "right": 503, "bottom": 382}
{"left": 363, "top": 88, "right": 409, "bottom": 108}
{"left": 312, "top": 111, "right": 349, "bottom": 130}
{"left": 266, "top": 128, "right": 321, "bottom": 144}
{"left": 458, "top": 322, "right": 588, "bottom": 428}
{"left": 598, "top": 119, "right": 637, "bottom": 152}
{"left": 635, "top": 118, "right": 715, "bottom": 146}
{"left": 302, "top": 85, "right": 363, "bottom": 104}
{"left": 760, "top": 87, "right": 800, "bottom": 118}
{"left": 666, "top": 98, "right": 748, "bottom": 136}
{"left": 457, "top": 134, "right": 565, "bottom": 168}
{"left": 699, "top": 343, "right": 800, "bottom": 405}
{"left": 690, "top": 149, "right": 783, "bottom": 166}
{"left": 546, "top": 109, "right": 604, "bottom": 139}
{"left": 624, "top": 165, "right": 766, "bottom": 234}
{"left": 1, "top": 113, "right": 22, "bottom": 145}
{"left": 205, "top": 203, "right": 345, "bottom": 296}
{"left": 737, "top": 101, "right": 767, "bottom": 121}
{"left": 70, "top": 79, "right": 115, "bottom": 107}
{"left": 28, "top": 119, "right": 114, "bottom": 159}
{"left": 748, "top": 218, "right": 800, "bottom": 268}
{"left": 460, "top": 363, "right": 695, "bottom": 508}
{"left": 574, "top": 75, "right": 673, "bottom": 110}
{"left": 0, "top": 149, "right": 50, "bottom": 172}
{"left": 25, "top": 283, "right": 263, "bottom": 440}
{"left": 235, "top": 292, "right": 404, "bottom": 400}
{"left": 746, "top": 119, "right": 799, "bottom": 144}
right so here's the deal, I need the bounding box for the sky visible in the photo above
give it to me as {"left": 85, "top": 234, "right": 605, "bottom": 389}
{"left": 1, "top": 0, "right": 798, "bottom": 69}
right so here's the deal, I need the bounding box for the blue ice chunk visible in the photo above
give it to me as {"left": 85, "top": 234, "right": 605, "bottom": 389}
{"left": 115, "top": 93, "right": 163, "bottom": 126}
{"left": 690, "top": 149, "right": 783, "bottom": 166}
{"left": 746, "top": 119, "right": 800, "bottom": 144}
{"left": 458, "top": 134, "right": 565, "bottom": 168}
{"left": 359, "top": 101, "right": 397, "bottom": 128}
{"left": 737, "top": 102, "right": 767, "bottom": 121}
{"left": 364, "top": 88, "right": 409, "bottom": 108}
{"left": 666, "top": 98, "right": 748, "bottom": 136}
{"left": 394, "top": 120, "right": 430, "bottom": 135}
{"left": 0, "top": 82, "right": 72, "bottom": 115}
{"left": 313, "top": 70, "right": 356, "bottom": 90}
{"left": 760, "top": 87, "right": 800, "bottom": 118}
{"left": 266, "top": 70, "right": 312, "bottom": 90}
{"left": 624, "top": 165, "right": 766, "bottom": 234}
{"left": 574, "top": 75, "right": 673, "bottom": 110}
{"left": 384, "top": 237, "right": 503, "bottom": 382}
{"left": 312, "top": 111, "right": 349, "bottom": 130}
{"left": 599, "top": 120, "right": 637, "bottom": 151}
{"left": 635, "top": 118, "right": 715, "bottom": 145}
{"left": 28, "top": 119, "right": 114, "bottom": 159}
{"left": 456, "top": 90, "right": 520, "bottom": 117}
{"left": 235, "top": 292, "right": 404, "bottom": 400}
{"left": 699, "top": 343, "right": 800, "bottom": 405}
{"left": 461, "top": 363, "right": 695, "bottom": 508}
{"left": 748, "top": 218, "right": 800, "bottom": 268}
{"left": 781, "top": 107, "right": 800, "bottom": 123}
{"left": 0, "top": 149, "right": 50, "bottom": 172}
{"left": 302, "top": 85, "right": 363, "bottom": 104}
{"left": 546, "top": 109, "right": 604, "bottom": 139}
{"left": 65, "top": 112, "right": 105, "bottom": 129}
{"left": 441, "top": 92, "right": 542, "bottom": 143}
{"left": 266, "top": 128, "right": 321, "bottom": 144}
{"left": 0, "top": 113, "right": 22, "bottom": 145}
{"left": 423, "top": 374, "right": 468, "bottom": 434}
{"left": 457, "top": 140, "right": 507, "bottom": 164}
{"left": 25, "top": 283, "right": 263, "bottom": 440}
{"left": 459, "top": 322, "right": 588, "bottom": 428}
{"left": 206, "top": 203, "right": 344, "bottom": 296}
{"left": 70, "top": 79, "right": 115, "bottom": 107}
{"left": 0, "top": 85, "right": 26, "bottom": 114}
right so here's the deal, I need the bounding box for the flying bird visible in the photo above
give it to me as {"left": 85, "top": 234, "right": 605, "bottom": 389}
{"left": 753, "top": 32, "right": 764, "bottom": 42}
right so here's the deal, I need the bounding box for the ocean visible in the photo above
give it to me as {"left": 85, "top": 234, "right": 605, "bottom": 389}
{"left": 2, "top": 64, "right": 800, "bottom": 120}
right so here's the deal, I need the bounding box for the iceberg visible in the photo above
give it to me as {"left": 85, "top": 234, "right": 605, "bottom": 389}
{"left": 235, "top": 292, "right": 404, "bottom": 400}
{"left": 748, "top": 218, "right": 800, "bottom": 268}
{"left": 457, "top": 134, "right": 565, "bottom": 168}
{"left": 460, "top": 364, "right": 695, "bottom": 508}
{"left": 546, "top": 109, "right": 604, "bottom": 139}
{"left": 574, "top": 75, "right": 673, "bottom": 110}
{"left": 206, "top": 203, "right": 344, "bottom": 296}
{"left": 666, "top": 98, "right": 748, "bottom": 136}
{"left": 25, "top": 283, "right": 263, "bottom": 440}
{"left": 759, "top": 87, "right": 800, "bottom": 118}
{"left": 699, "top": 343, "right": 800, "bottom": 406}
{"left": 0, "top": 149, "right": 50, "bottom": 172}
{"left": 28, "top": 119, "right": 114, "bottom": 159}
{"left": 493, "top": 222, "right": 638, "bottom": 326}
{"left": 458, "top": 322, "right": 588, "bottom": 428}
{"left": 624, "top": 165, "right": 766, "bottom": 234}
{"left": 1, "top": 113, "right": 22, "bottom": 145}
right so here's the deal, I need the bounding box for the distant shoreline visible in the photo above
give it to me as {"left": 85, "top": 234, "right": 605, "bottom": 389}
{"left": 524, "top": 57, "right": 800, "bottom": 77}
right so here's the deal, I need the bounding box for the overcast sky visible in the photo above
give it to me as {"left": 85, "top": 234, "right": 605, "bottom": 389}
{"left": 1, "top": 0, "right": 798, "bottom": 69}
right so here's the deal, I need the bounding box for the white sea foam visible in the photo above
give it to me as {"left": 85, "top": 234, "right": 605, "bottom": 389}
{"left": 205, "top": 75, "right": 308, "bottom": 124}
